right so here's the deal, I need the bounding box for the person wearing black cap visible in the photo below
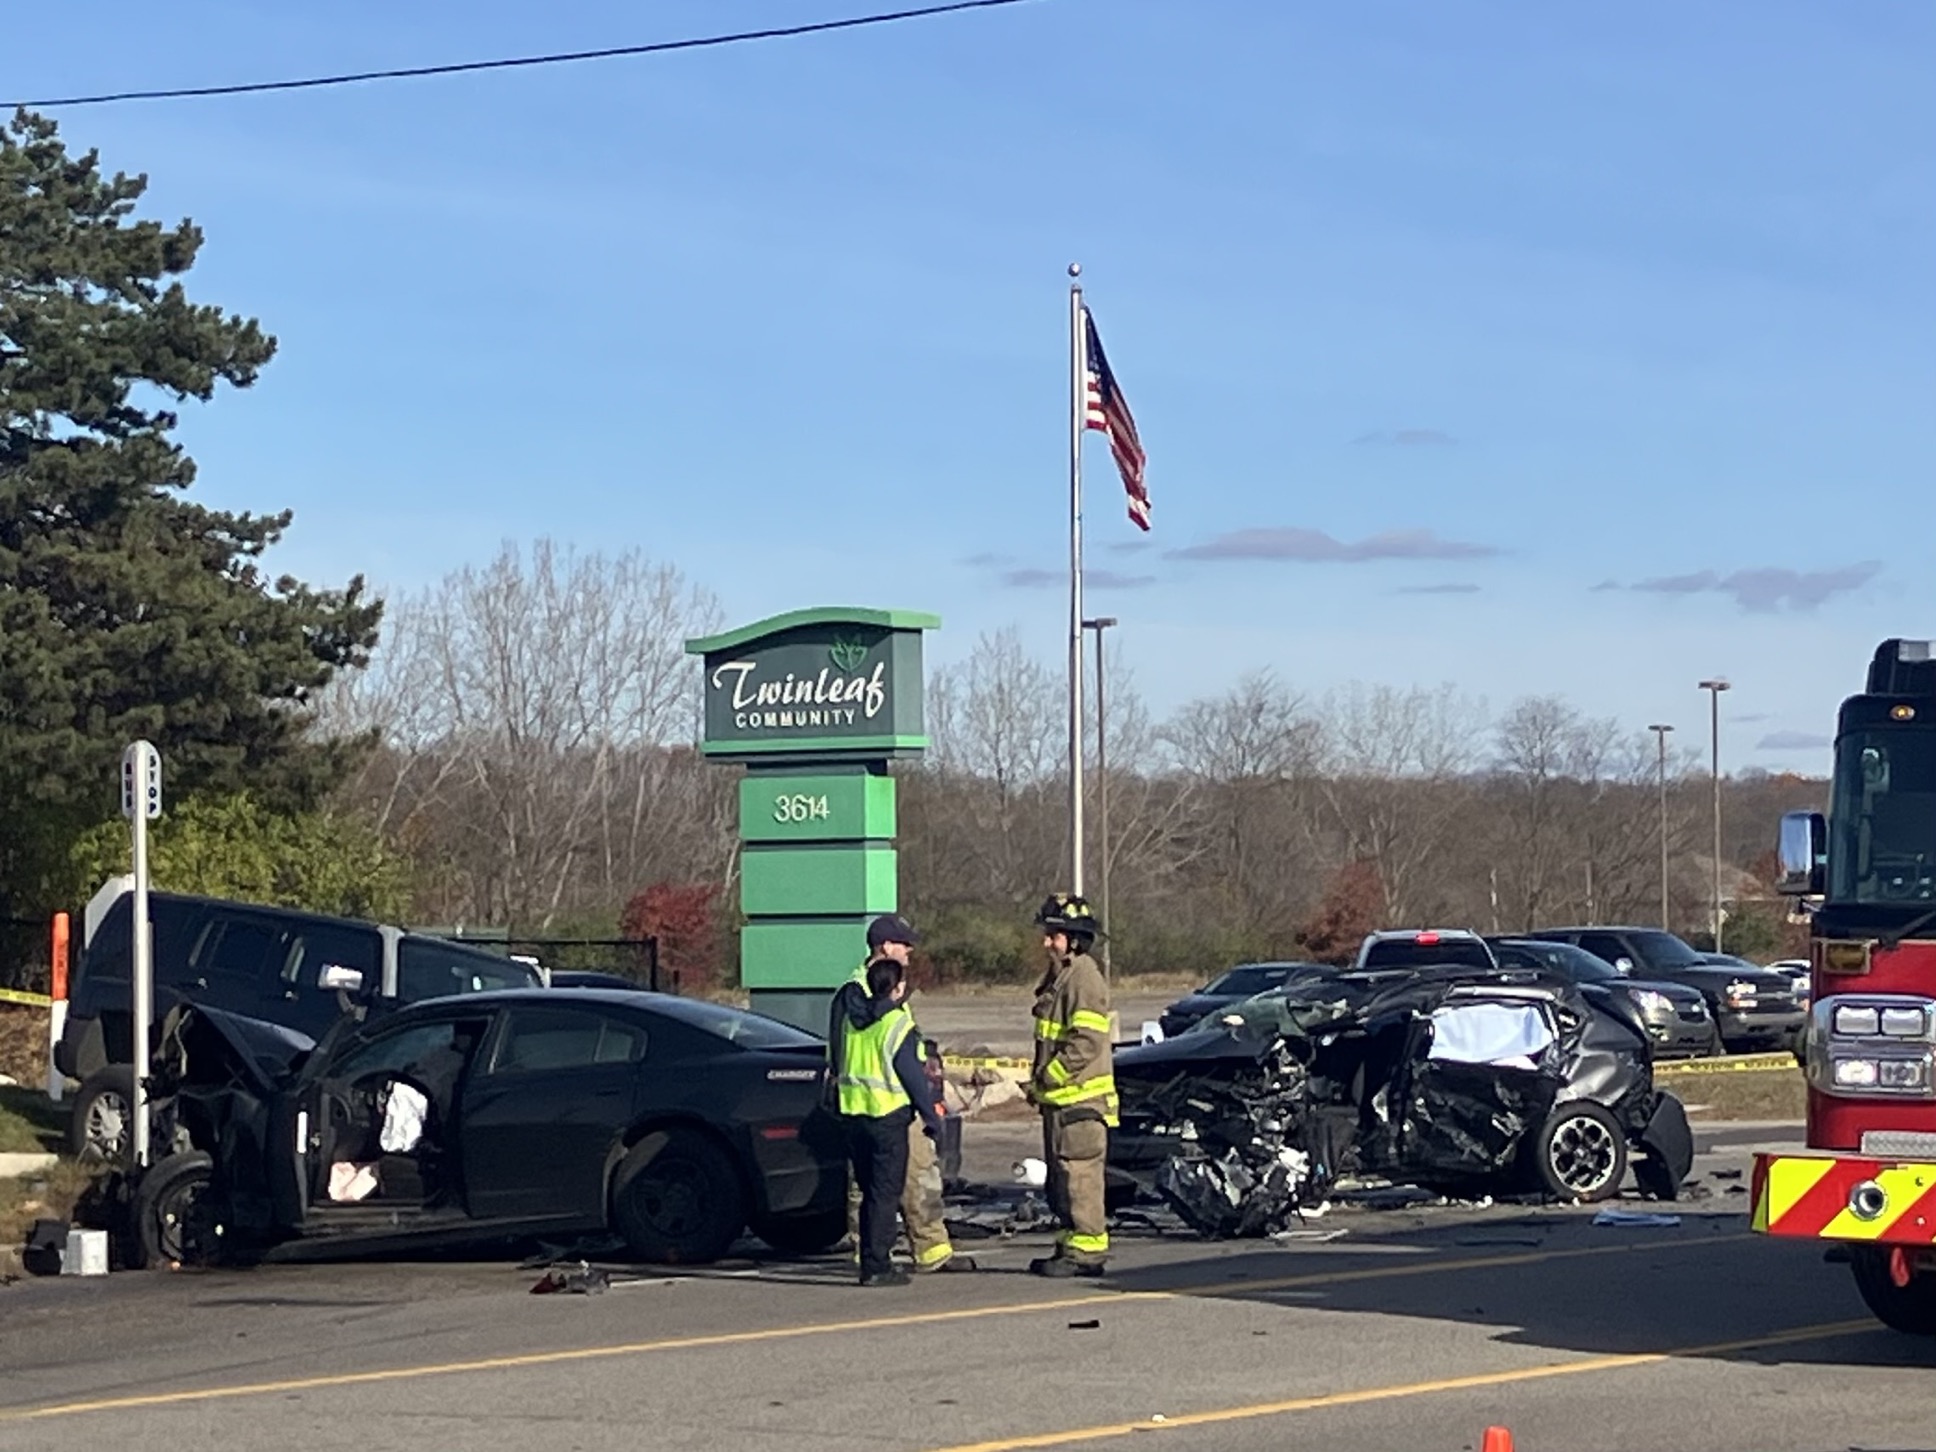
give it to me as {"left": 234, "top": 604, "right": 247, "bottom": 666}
{"left": 830, "top": 914, "right": 971, "bottom": 1276}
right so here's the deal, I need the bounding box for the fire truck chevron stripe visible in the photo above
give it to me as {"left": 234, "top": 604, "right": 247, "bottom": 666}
{"left": 1764, "top": 1156, "right": 1836, "bottom": 1227}
{"left": 1754, "top": 1155, "right": 1936, "bottom": 1242}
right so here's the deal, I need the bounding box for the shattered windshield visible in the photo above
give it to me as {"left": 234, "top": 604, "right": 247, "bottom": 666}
{"left": 1830, "top": 727, "right": 1936, "bottom": 904}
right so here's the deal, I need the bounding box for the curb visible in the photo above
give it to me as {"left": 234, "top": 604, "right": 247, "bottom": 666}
{"left": 0, "top": 989, "right": 52, "bottom": 1009}
{"left": 0, "top": 1152, "right": 59, "bottom": 1178}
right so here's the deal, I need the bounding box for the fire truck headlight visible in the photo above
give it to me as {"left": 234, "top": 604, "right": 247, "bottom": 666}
{"left": 1881, "top": 1005, "right": 1931, "bottom": 1037}
{"left": 1878, "top": 1057, "right": 1930, "bottom": 1090}
{"left": 1834, "top": 1004, "right": 1881, "bottom": 1037}
{"left": 1833, "top": 1058, "right": 1880, "bottom": 1089}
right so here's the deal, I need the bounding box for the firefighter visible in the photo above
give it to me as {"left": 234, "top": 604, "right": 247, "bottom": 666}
{"left": 836, "top": 915, "right": 971, "bottom": 1273}
{"left": 1027, "top": 892, "right": 1117, "bottom": 1277}
{"left": 831, "top": 950, "right": 945, "bottom": 1287}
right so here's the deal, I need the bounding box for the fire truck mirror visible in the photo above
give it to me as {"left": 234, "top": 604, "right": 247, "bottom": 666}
{"left": 1778, "top": 810, "right": 1827, "bottom": 897}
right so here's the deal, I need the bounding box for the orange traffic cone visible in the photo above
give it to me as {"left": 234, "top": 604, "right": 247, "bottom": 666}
{"left": 1480, "top": 1428, "right": 1514, "bottom": 1452}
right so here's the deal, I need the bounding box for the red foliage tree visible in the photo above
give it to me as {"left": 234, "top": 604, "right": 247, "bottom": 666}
{"left": 1296, "top": 860, "right": 1386, "bottom": 964}
{"left": 621, "top": 882, "right": 728, "bottom": 992}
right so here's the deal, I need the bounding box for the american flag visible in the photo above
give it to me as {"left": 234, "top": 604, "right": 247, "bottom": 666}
{"left": 1082, "top": 306, "right": 1149, "bottom": 531}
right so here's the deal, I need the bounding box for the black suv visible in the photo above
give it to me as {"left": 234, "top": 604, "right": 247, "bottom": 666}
{"left": 1520, "top": 926, "right": 1804, "bottom": 1053}
{"left": 56, "top": 879, "right": 543, "bottom": 1162}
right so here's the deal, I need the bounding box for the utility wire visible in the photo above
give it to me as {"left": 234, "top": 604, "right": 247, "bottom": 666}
{"left": 7, "top": 0, "right": 1036, "bottom": 109}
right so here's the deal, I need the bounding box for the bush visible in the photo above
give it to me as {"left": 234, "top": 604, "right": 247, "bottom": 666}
{"left": 621, "top": 883, "right": 730, "bottom": 993}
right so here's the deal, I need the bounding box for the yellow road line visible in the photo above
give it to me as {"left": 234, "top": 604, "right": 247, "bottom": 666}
{"left": 0, "top": 987, "right": 52, "bottom": 1009}
{"left": 0, "top": 1232, "right": 1742, "bottom": 1423}
{"left": 923, "top": 1318, "right": 1880, "bottom": 1452}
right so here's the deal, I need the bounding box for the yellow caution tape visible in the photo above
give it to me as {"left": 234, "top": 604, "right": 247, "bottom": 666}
{"left": 0, "top": 988, "right": 53, "bottom": 1009}
{"left": 1655, "top": 1051, "right": 1799, "bottom": 1077}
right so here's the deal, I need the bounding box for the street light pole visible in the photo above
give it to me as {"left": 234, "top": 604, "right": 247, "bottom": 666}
{"left": 1083, "top": 616, "right": 1118, "bottom": 981}
{"left": 1697, "top": 680, "right": 1731, "bottom": 951}
{"left": 1647, "top": 724, "right": 1674, "bottom": 929}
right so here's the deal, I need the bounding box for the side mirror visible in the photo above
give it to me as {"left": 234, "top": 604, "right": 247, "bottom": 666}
{"left": 317, "top": 963, "right": 365, "bottom": 993}
{"left": 1613, "top": 957, "right": 1635, "bottom": 975}
{"left": 1776, "top": 811, "right": 1827, "bottom": 897}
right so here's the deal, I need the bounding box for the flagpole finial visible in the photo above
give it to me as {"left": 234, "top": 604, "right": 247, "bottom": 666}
{"left": 1068, "top": 262, "right": 1081, "bottom": 278}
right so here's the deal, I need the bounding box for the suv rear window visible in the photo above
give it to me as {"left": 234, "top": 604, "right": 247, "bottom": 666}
{"left": 397, "top": 938, "right": 542, "bottom": 1000}
{"left": 1360, "top": 936, "right": 1497, "bottom": 971}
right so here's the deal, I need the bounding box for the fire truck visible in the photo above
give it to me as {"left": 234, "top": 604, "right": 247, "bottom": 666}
{"left": 1754, "top": 638, "right": 1936, "bottom": 1333}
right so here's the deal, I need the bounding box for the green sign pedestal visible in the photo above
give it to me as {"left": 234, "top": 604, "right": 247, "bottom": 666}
{"left": 686, "top": 609, "right": 938, "bottom": 1034}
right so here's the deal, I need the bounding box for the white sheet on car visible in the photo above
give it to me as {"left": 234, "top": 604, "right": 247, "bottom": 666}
{"left": 379, "top": 1081, "right": 429, "bottom": 1153}
{"left": 1426, "top": 1002, "right": 1552, "bottom": 1069}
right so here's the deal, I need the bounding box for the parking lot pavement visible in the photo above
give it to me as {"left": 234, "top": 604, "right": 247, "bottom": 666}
{"left": 915, "top": 992, "right": 1178, "bottom": 1059}
{"left": 2, "top": 1116, "right": 1931, "bottom": 1452}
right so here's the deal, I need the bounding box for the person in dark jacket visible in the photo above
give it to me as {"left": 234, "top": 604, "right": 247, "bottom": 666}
{"left": 829, "top": 955, "right": 944, "bottom": 1287}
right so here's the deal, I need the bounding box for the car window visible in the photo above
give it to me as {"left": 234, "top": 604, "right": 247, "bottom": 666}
{"left": 1625, "top": 930, "right": 1703, "bottom": 969}
{"left": 1208, "top": 965, "right": 1292, "bottom": 996}
{"left": 203, "top": 917, "right": 287, "bottom": 982}
{"left": 330, "top": 1018, "right": 486, "bottom": 1085}
{"left": 1497, "top": 940, "right": 1619, "bottom": 983}
{"left": 487, "top": 1006, "right": 647, "bottom": 1074}
{"left": 1361, "top": 937, "right": 1495, "bottom": 971}
{"left": 283, "top": 924, "right": 383, "bottom": 990}
{"left": 397, "top": 938, "right": 542, "bottom": 1001}
{"left": 1575, "top": 932, "right": 1631, "bottom": 966}
{"left": 647, "top": 996, "right": 823, "bottom": 1050}
{"left": 81, "top": 897, "right": 207, "bottom": 985}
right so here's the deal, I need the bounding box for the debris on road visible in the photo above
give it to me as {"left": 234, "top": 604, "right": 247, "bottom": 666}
{"left": 1590, "top": 1209, "right": 1683, "bottom": 1228}
{"left": 531, "top": 1261, "right": 612, "bottom": 1294}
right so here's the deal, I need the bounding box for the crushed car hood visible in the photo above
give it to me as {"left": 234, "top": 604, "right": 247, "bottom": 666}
{"left": 156, "top": 1003, "right": 317, "bottom": 1098}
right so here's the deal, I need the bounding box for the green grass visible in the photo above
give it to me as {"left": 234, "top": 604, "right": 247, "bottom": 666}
{"left": 0, "top": 1085, "right": 69, "bottom": 1154}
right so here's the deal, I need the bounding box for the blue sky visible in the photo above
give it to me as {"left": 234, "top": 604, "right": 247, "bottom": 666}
{"left": 8, "top": 1, "right": 1932, "bottom": 773}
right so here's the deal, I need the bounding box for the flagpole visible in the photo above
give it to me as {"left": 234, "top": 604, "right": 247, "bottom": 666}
{"left": 1067, "top": 262, "right": 1086, "bottom": 898}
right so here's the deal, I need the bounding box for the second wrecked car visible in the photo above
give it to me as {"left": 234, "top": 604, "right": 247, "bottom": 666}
{"left": 127, "top": 989, "right": 848, "bottom": 1269}
{"left": 1107, "top": 964, "right": 1693, "bottom": 1237}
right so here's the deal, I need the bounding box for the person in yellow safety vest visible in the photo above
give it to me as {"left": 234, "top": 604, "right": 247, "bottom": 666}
{"left": 829, "top": 950, "right": 946, "bottom": 1287}
{"left": 838, "top": 915, "right": 973, "bottom": 1274}
{"left": 1028, "top": 892, "right": 1117, "bottom": 1278}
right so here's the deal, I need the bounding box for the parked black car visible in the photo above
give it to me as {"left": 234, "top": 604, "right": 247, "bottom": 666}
{"left": 129, "top": 989, "right": 848, "bottom": 1269}
{"left": 56, "top": 881, "right": 543, "bottom": 1163}
{"left": 1486, "top": 937, "right": 1718, "bottom": 1058}
{"left": 1157, "top": 962, "right": 1335, "bottom": 1038}
{"left": 1108, "top": 964, "right": 1692, "bottom": 1233}
{"left": 1521, "top": 927, "right": 1805, "bottom": 1052}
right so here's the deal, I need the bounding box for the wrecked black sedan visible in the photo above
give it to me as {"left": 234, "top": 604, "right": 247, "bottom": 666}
{"left": 130, "top": 989, "right": 847, "bottom": 1269}
{"left": 1107, "top": 965, "right": 1692, "bottom": 1237}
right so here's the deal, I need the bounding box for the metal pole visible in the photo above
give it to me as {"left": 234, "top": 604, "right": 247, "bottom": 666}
{"left": 1698, "top": 680, "right": 1730, "bottom": 950}
{"left": 1067, "top": 264, "right": 1086, "bottom": 897}
{"left": 1084, "top": 616, "right": 1118, "bottom": 978}
{"left": 130, "top": 747, "right": 153, "bottom": 1168}
{"left": 1648, "top": 724, "right": 1674, "bottom": 929}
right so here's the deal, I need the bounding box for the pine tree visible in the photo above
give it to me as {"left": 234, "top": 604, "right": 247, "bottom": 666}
{"left": 0, "top": 109, "right": 381, "bottom": 918}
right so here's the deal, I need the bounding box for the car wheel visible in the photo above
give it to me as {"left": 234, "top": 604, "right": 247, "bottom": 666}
{"left": 132, "top": 1150, "right": 225, "bottom": 1269}
{"left": 68, "top": 1065, "right": 135, "bottom": 1165}
{"left": 753, "top": 1206, "right": 846, "bottom": 1257}
{"left": 1529, "top": 1102, "right": 1628, "bottom": 1203}
{"left": 1850, "top": 1248, "right": 1936, "bottom": 1335}
{"left": 612, "top": 1127, "right": 746, "bottom": 1265}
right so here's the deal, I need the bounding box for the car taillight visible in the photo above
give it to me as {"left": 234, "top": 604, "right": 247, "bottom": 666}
{"left": 1415, "top": 932, "right": 1441, "bottom": 946}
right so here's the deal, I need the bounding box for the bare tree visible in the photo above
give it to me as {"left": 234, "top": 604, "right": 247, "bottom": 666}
{"left": 327, "top": 540, "right": 725, "bottom": 927}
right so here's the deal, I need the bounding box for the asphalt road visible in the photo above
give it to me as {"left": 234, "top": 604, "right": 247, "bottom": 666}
{"left": 2, "top": 1124, "right": 1933, "bottom": 1451}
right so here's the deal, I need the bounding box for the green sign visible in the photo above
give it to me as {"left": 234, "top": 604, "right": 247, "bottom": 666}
{"left": 686, "top": 607, "right": 939, "bottom": 761}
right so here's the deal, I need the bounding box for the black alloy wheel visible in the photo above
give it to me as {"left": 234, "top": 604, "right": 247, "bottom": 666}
{"left": 133, "top": 1150, "right": 225, "bottom": 1268}
{"left": 1530, "top": 1102, "right": 1628, "bottom": 1203}
{"left": 612, "top": 1127, "right": 746, "bottom": 1265}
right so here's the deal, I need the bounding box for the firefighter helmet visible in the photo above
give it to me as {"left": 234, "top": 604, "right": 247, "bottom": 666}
{"left": 1034, "top": 893, "right": 1102, "bottom": 940}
